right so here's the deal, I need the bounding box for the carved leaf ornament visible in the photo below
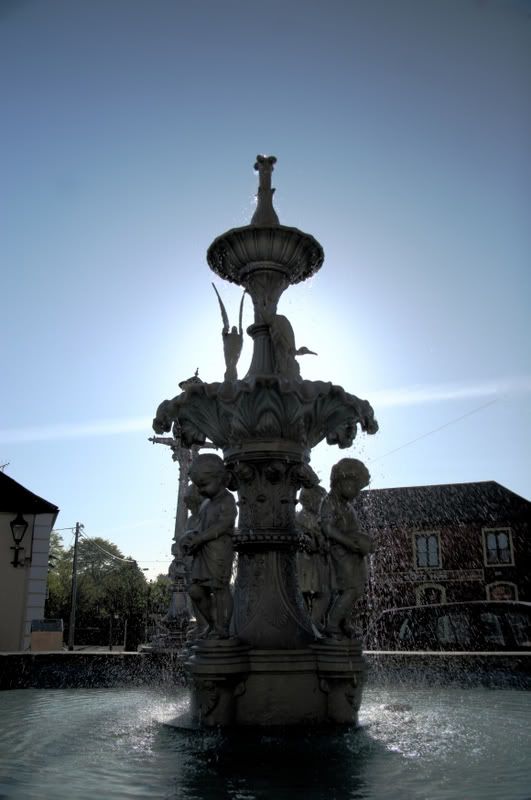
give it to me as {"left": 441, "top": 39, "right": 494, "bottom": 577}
{"left": 154, "top": 377, "right": 378, "bottom": 452}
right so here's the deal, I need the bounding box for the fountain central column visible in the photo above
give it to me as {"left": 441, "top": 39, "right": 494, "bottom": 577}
{"left": 226, "top": 439, "right": 314, "bottom": 648}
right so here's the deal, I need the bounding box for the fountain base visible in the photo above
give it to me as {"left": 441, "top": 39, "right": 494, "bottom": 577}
{"left": 169, "top": 638, "right": 367, "bottom": 728}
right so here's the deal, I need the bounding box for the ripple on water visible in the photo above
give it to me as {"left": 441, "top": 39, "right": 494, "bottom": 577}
{"left": 0, "top": 687, "right": 530, "bottom": 800}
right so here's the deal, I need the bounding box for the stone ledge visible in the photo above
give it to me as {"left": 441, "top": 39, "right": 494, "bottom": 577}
{"left": 364, "top": 650, "right": 531, "bottom": 689}
{"left": 0, "top": 651, "right": 186, "bottom": 690}
{"left": 1, "top": 650, "right": 529, "bottom": 690}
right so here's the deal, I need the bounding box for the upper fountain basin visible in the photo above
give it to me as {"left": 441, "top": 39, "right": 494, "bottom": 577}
{"left": 207, "top": 224, "right": 324, "bottom": 287}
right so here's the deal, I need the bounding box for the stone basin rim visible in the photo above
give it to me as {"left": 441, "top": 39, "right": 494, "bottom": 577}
{"left": 207, "top": 223, "right": 325, "bottom": 285}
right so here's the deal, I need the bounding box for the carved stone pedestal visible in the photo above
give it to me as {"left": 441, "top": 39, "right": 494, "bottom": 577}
{"left": 151, "top": 619, "right": 190, "bottom": 652}
{"left": 169, "top": 639, "right": 251, "bottom": 728}
{"left": 311, "top": 639, "right": 366, "bottom": 725}
{"left": 169, "top": 639, "right": 366, "bottom": 729}
{"left": 235, "top": 648, "right": 325, "bottom": 726}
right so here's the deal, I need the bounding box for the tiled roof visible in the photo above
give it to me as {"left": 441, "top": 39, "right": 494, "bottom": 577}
{"left": 0, "top": 472, "right": 59, "bottom": 515}
{"left": 355, "top": 481, "right": 530, "bottom": 528}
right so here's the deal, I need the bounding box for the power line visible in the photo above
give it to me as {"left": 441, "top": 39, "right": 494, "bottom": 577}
{"left": 54, "top": 526, "right": 139, "bottom": 563}
{"left": 78, "top": 529, "right": 137, "bottom": 563}
{"left": 56, "top": 524, "right": 145, "bottom": 566}
{"left": 369, "top": 397, "right": 498, "bottom": 463}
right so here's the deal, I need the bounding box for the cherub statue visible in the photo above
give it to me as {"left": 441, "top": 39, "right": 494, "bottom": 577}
{"left": 174, "top": 483, "right": 204, "bottom": 634}
{"left": 180, "top": 454, "right": 237, "bottom": 639}
{"left": 296, "top": 485, "right": 330, "bottom": 630}
{"left": 320, "top": 458, "right": 374, "bottom": 640}
{"left": 212, "top": 283, "right": 246, "bottom": 382}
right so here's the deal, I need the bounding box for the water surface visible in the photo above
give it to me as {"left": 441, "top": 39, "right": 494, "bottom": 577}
{"left": 0, "top": 687, "right": 529, "bottom": 800}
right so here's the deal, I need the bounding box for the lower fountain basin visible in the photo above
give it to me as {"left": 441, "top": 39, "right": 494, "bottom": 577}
{"left": 1, "top": 686, "right": 529, "bottom": 799}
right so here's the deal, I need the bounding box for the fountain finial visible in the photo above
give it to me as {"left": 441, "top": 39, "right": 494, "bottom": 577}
{"left": 251, "top": 154, "right": 280, "bottom": 226}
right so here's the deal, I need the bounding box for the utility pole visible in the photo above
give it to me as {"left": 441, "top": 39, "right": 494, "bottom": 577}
{"left": 67, "top": 522, "right": 83, "bottom": 651}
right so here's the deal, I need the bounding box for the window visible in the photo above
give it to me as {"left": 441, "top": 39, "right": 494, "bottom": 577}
{"left": 487, "top": 582, "right": 518, "bottom": 601}
{"left": 479, "top": 613, "right": 505, "bottom": 647}
{"left": 398, "top": 618, "right": 414, "bottom": 644}
{"left": 414, "top": 532, "right": 440, "bottom": 568}
{"left": 436, "top": 613, "right": 471, "bottom": 647}
{"left": 416, "top": 584, "right": 446, "bottom": 605}
{"left": 506, "top": 612, "right": 531, "bottom": 647}
{"left": 483, "top": 528, "right": 513, "bottom": 566}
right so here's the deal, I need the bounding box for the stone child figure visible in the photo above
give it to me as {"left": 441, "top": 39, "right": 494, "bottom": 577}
{"left": 321, "top": 458, "right": 374, "bottom": 640}
{"left": 165, "top": 484, "right": 204, "bottom": 629}
{"left": 180, "top": 454, "right": 237, "bottom": 639}
{"left": 171, "top": 482, "right": 203, "bottom": 579}
{"left": 177, "top": 483, "right": 207, "bottom": 636}
{"left": 296, "top": 485, "right": 330, "bottom": 630}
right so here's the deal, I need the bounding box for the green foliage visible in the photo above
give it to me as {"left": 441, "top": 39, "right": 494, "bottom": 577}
{"left": 148, "top": 574, "right": 172, "bottom": 614}
{"left": 144, "top": 574, "right": 172, "bottom": 640}
{"left": 45, "top": 533, "right": 72, "bottom": 620}
{"left": 46, "top": 534, "right": 150, "bottom": 650}
{"left": 47, "top": 530, "right": 63, "bottom": 570}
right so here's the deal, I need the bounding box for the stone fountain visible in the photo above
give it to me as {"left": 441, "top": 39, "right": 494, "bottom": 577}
{"left": 153, "top": 155, "right": 378, "bottom": 727}
{"left": 1, "top": 160, "right": 528, "bottom": 800}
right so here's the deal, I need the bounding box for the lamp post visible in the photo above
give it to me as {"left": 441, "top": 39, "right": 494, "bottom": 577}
{"left": 10, "top": 513, "right": 28, "bottom": 567}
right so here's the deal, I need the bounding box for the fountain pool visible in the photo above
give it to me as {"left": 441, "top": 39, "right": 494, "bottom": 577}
{"left": 0, "top": 686, "right": 529, "bottom": 800}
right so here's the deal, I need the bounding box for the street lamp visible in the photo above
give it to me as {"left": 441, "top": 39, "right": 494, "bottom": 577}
{"left": 10, "top": 513, "right": 28, "bottom": 567}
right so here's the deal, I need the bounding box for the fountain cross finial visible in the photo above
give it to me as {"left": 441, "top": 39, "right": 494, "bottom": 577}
{"left": 251, "top": 154, "right": 280, "bottom": 226}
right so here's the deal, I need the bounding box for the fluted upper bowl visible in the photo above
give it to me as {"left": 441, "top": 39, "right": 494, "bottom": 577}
{"left": 207, "top": 224, "right": 324, "bottom": 286}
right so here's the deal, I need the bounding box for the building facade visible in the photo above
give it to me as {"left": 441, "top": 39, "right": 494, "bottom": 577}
{"left": 0, "top": 472, "right": 59, "bottom": 651}
{"left": 355, "top": 481, "right": 530, "bottom": 613}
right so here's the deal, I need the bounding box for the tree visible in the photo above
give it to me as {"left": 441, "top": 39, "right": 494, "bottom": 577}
{"left": 47, "top": 530, "right": 63, "bottom": 570}
{"left": 149, "top": 574, "right": 172, "bottom": 615}
{"left": 145, "top": 574, "right": 172, "bottom": 640}
{"left": 102, "top": 557, "right": 148, "bottom": 649}
{"left": 46, "top": 534, "right": 148, "bottom": 649}
{"left": 45, "top": 533, "right": 72, "bottom": 622}
{"left": 45, "top": 531, "right": 66, "bottom": 619}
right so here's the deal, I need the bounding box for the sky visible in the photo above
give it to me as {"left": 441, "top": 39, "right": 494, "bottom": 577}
{"left": 1, "top": 0, "right": 530, "bottom": 578}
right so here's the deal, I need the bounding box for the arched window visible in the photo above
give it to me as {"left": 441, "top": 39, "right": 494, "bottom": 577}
{"left": 416, "top": 583, "right": 446, "bottom": 605}
{"left": 486, "top": 582, "right": 518, "bottom": 601}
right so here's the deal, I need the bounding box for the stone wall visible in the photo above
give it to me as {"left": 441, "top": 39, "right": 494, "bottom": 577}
{"left": 1, "top": 650, "right": 528, "bottom": 690}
